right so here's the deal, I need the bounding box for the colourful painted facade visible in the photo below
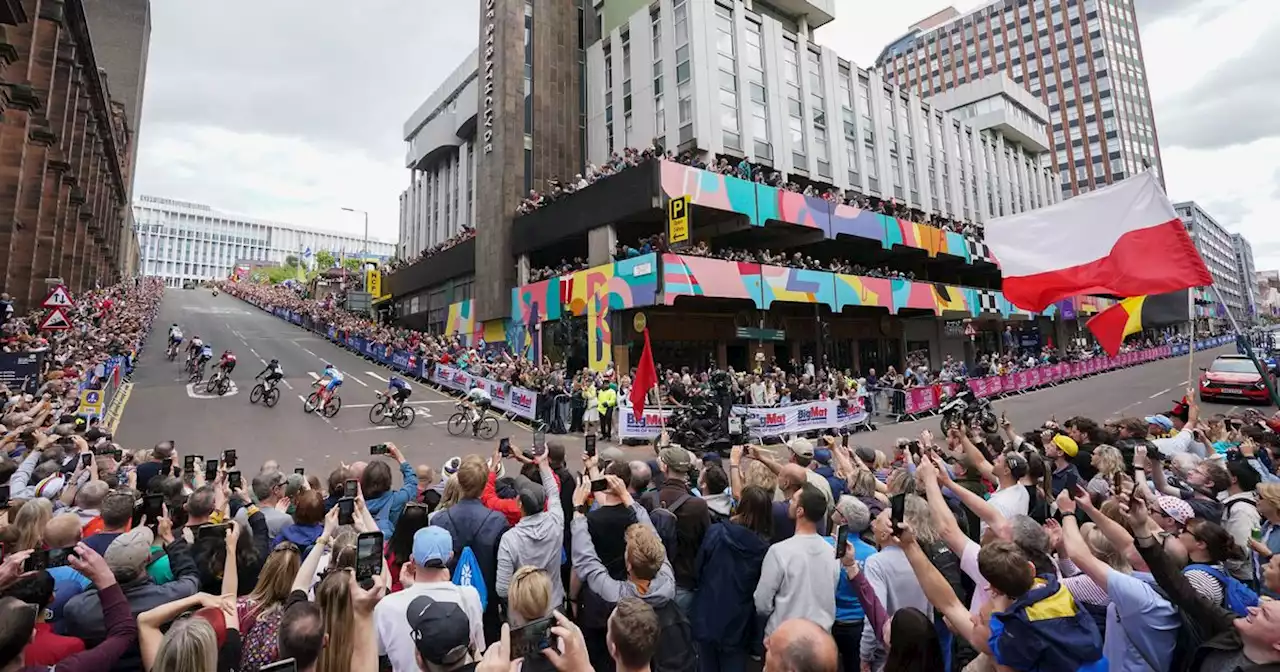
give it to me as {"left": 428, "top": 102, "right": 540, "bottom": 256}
{"left": 658, "top": 160, "right": 999, "bottom": 265}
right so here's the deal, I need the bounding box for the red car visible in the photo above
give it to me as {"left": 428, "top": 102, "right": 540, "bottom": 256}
{"left": 1199, "top": 355, "right": 1273, "bottom": 403}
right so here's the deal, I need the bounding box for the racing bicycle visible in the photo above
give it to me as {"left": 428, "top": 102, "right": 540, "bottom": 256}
{"left": 189, "top": 361, "right": 206, "bottom": 384}
{"left": 250, "top": 378, "right": 282, "bottom": 407}
{"left": 303, "top": 385, "right": 342, "bottom": 418}
{"left": 369, "top": 390, "right": 416, "bottom": 428}
{"left": 167, "top": 341, "right": 180, "bottom": 361}
{"left": 205, "top": 368, "right": 232, "bottom": 396}
{"left": 447, "top": 401, "right": 499, "bottom": 439}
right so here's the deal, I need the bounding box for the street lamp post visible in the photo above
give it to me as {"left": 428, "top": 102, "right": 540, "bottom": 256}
{"left": 341, "top": 207, "right": 369, "bottom": 265}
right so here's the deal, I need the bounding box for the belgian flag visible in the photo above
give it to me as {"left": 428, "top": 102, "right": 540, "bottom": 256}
{"left": 1087, "top": 289, "right": 1191, "bottom": 356}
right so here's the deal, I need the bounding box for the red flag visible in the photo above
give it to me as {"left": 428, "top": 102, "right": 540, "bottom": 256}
{"left": 630, "top": 328, "right": 657, "bottom": 416}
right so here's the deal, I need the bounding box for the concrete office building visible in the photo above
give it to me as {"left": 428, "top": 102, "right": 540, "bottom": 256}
{"left": 1232, "top": 232, "right": 1257, "bottom": 322}
{"left": 876, "top": 0, "right": 1162, "bottom": 200}
{"left": 392, "top": 0, "right": 584, "bottom": 322}
{"left": 134, "top": 196, "right": 395, "bottom": 288}
{"left": 1174, "top": 201, "right": 1245, "bottom": 320}
{"left": 586, "top": 0, "right": 1060, "bottom": 226}
{"left": 0, "top": 0, "right": 141, "bottom": 311}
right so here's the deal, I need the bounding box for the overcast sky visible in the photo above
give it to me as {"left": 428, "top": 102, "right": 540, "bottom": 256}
{"left": 134, "top": 0, "right": 1279, "bottom": 269}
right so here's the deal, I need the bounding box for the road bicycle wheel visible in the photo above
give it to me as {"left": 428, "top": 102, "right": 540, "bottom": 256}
{"left": 303, "top": 392, "right": 320, "bottom": 413}
{"left": 205, "top": 376, "right": 219, "bottom": 394}
{"left": 250, "top": 384, "right": 264, "bottom": 404}
{"left": 395, "top": 406, "right": 416, "bottom": 429}
{"left": 477, "top": 416, "right": 499, "bottom": 440}
{"left": 264, "top": 387, "right": 281, "bottom": 408}
{"left": 369, "top": 402, "right": 388, "bottom": 425}
{"left": 447, "top": 413, "right": 468, "bottom": 436}
{"left": 217, "top": 378, "right": 231, "bottom": 396}
{"left": 191, "top": 370, "right": 203, "bottom": 384}
{"left": 323, "top": 395, "right": 342, "bottom": 418}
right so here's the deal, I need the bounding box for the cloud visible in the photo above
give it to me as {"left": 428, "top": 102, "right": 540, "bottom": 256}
{"left": 1200, "top": 199, "right": 1250, "bottom": 227}
{"left": 1133, "top": 0, "right": 1227, "bottom": 24}
{"left": 1157, "top": 24, "right": 1280, "bottom": 150}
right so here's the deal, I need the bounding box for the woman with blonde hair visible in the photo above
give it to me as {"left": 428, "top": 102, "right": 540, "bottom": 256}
{"left": 1084, "top": 444, "right": 1126, "bottom": 498}
{"left": 151, "top": 616, "right": 221, "bottom": 672}
{"left": 1251, "top": 482, "right": 1280, "bottom": 596}
{"left": 238, "top": 541, "right": 303, "bottom": 671}
{"left": 427, "top": 477, "right": 463, "bottom": 522}
{"left": 0, "top": 497, "right": 53, "bottom": 550}
{"left": 507, "top": 565, "right": 553, "bottom": 626}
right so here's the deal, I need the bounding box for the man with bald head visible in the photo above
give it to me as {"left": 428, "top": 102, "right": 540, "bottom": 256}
{"left": 628, "top": 460, "right": 652, "bottom": 496}
{"left": 764, "top": 618, "right": 839, "bottom": 672}
{"left": 44, "top": 513, "right": 94, "bottom": 620}
{"left": 70, "top": 480, "right": 110, "bottom": 531}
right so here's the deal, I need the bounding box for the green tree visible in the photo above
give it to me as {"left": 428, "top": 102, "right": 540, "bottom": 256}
{"left": 315, "top": 250, "right": 335, "bottom": 269}
{"left": 264, "top": 266, "right": 296, "bottom": 284}
{"left": 285, "top": 254, "right": 300, "bottom": 268}
{"left": 342, "top": 258, "right": 362, "bottom": 272}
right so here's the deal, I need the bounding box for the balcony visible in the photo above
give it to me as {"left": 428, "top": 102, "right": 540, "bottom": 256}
{"left": 386, "top": 236, "right": 475, "bottom": 297}
{"left": 512, "top": 160, "right": 661, "bottom": 256}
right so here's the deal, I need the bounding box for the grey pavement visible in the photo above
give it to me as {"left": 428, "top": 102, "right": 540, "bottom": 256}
{"left": 117, "top": 289, "right": 1270, "bottom": 476}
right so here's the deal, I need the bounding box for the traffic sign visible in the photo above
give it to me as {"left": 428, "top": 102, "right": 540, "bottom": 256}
{"left": 80, "top": 389, "right": 104, "bottom": 416}
{"left": 41, "top": 285, "right": 72, "bottom": 308}
{"left": 39, "top": 308, "right": 71, "bottom": 331}
{"left": 667, "top": 196, "right": 690, "bottom": 244}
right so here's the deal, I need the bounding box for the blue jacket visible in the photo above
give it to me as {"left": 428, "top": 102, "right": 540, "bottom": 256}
{"left": 690, "top": 520, "right": 771, "bottom": 648}
{"left": 273, "top": 522, "right": 324, "bottom": 554}
{"left": 990, "top": 574, "right": 1107, "bottom": 672}
{"left": 364, "top": 461, "right": 419, "bottom": 536}
{"left": 824, "top": 535, "right": 877, "bottom": 623}
{"left": 815, "top": 465, "right": 849, "bottom": 500}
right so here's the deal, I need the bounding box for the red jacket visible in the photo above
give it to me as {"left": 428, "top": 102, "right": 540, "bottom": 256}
{"left": 25, "top": 623, "right": 85, "bottom": 666}
{"left": 481, "top": 470, "right": 561, "bottom": 527}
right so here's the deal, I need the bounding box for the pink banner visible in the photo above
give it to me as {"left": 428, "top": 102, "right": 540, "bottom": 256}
{"left": 905, "top": 387, "right": 938, "bottom": 414}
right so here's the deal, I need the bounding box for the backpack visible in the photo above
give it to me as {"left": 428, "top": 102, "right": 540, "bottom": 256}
{"left": 1184, "top": 563, "right": 1259, "bottom": 616}
{"left": 650, "top": 600, "right": 698, "bottom": 672}
{"left": 444, "top": 509, "right": 493, "bottom": 610}
{"left": 649, "top": 494, "right": 691, "bottom": 560}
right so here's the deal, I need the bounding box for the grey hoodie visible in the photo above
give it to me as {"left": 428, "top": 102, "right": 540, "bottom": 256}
{"left": 496, "top": 461, "right": 565, "bottom": 605}
{"left": 571, "top": 501, "right": 675, "bottom": 606}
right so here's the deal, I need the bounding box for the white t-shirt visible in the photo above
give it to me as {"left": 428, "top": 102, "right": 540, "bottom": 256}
{"left": 984, "top": 484, "right": 1030, "bottom": 536}
{"left": 374, "top": 580, "right": 485, "bottom": 672}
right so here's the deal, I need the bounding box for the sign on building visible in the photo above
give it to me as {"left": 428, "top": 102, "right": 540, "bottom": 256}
{"left": 667, "top": 196, "right": 690, "bottom": 244}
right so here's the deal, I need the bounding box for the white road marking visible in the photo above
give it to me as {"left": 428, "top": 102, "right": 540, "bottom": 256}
{"left": 282, "top": 379, "right": 294, "bottom": 390}
{"left": 364, "top": 371, "right": 388, "bottom": 383}
{"left": 349, "top": 375, "right": 369, "bottom": 387}
{"left": 1180, "top": 380, "right": 1189, "bottom": 385}
{"left": 1149, "top": 388, "right": 1170, "bottom": 399}
{"left": 249, "top": 348, "right": 260, "bottom": 358}
{"left": 340, "top": 426, "right": 399, "bottom": 434}
{"left": 308, "top": 372, "right": 320, "bottom": 380}
{"left": 185, "top": 381, "right": 239, "bottom": 399}
{"left": 302, "top": 347, "right": 318, "bottom": 357}
{"left": 345, "top": 401, "right": 439, "bottom": 409}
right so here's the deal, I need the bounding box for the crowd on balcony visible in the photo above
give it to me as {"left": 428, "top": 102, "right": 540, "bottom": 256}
{"left": 528, "top": 257, "right": 590, "bottom": 283}
{"left": 677, "top": 240, "right": 916, "bottom": 280}
{"left": 516, "top": 145, "right": 669, "bottom": 215}
{"left": 386, "top": 225, "right": 476, "bottom": 272}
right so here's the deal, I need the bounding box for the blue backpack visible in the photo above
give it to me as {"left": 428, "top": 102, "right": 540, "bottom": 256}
{"left": 453, "top": 545, "right": 489, "bottom": 610}
{"left": 1184, "top": 564, "right": 1259, "bottom": 616}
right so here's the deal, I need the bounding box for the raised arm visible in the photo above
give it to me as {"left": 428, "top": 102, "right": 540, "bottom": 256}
{"left": 729, "top": 445, "right": 745, "bottom": 502}
{"left": 140, "top": 594, "right": 216, "bottom": 670}
{"left": 917, "top": 457, "right": 971, "bottom": 556}
{"left": 956, "top": 428, "right": 995, "bottom": 481}
{"left": 747, "top": 444, "right": 783, "bottom": 475}
{"left": 934, "top": 455, "right": 1009, "bottom": 539}
{"left": 293, "top": 507, "right": 338, "bottom": 592}
{"left": 1055, "top": 492, "right": 1113, "bottom": 590}
{"left": 900, "top": 532, "right": 989, "bottom": 654}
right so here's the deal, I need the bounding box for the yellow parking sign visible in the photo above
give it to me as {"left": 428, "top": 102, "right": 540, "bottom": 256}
{"left": 667, "top": 195, "right": 690, "bottom": 244}
{"left": 80, "top": 389, "right": 104, "bottom": 417}
{"left": 366, "top": 269, "right": 382, "bottom": 298}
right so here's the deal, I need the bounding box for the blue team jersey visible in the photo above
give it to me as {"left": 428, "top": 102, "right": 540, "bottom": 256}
{"left": 389, "top": 377, "right": 409, "bottom": 390}
{"left": 200, "top": 346, "right": 213, "bottom": 358}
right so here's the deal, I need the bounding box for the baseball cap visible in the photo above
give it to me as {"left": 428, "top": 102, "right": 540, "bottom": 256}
{"left": 411, "top": 526, "right": 453, "bottom": 568}
{"left": 1155, "top": 496, "right": 1194, "bottom": 526}
{"left": 1144, "top": 415, "right": 1175, "bottom": 432}
{"left": 1003, "top": 451, "right": 1029, "bottom": 480}
{"left": 813, "top": 448, "right": 832, "bottom": 465}
{"left": 659, "top": 446, "right": 692, "bottom": 473}
{"left": 105, "top": 526, "right": 155, "bottom": 575}
{"left": 512, "top": 474, "right": 547, "bottom": 513}
{"left": 1051, "top": 435, "right": 1079, "bottom": 458}
{"left": 786, "top": 437, "right": 815, "bottom": 460}
{"left": 407, "top": 595, "right": 471, "bottom": 665}
{"left": 599, "top": 446, "right": 626, "bottom": 467}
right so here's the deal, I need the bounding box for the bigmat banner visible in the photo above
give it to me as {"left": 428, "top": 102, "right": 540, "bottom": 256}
{"left": 432, "top": 364, "right": 539, "bottom": 421}
{"left": 618, "top": 398, "right": 869, "bottom": 440}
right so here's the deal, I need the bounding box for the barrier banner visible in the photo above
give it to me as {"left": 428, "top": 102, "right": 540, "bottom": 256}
{"left": 1027, "top": 368, "right": 1042, "bottom": 388}
{"left": 729, "top": 398, "right": 871, "bottom": 437}
{"left": 475, "top": 377, "right": 509, "bottom": 412}
{"left": 508, "top": 386, "right": 538, "bottom": 420}
{"left": 619, "top": 405, "right": 677, "bottom": 439}
{"left": 905, "top": 388, "right": 938, "bottom": 415}
{"left": 389, "top": 350, "right": 417, "bottom": 376}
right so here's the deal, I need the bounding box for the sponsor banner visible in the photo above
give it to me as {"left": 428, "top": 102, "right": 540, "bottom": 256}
{"left": 904, "top": 388, "right": 939, "bottom": 415}
{"left": 619, "top": 399, "right": 873, "bottom": 440}
{"left": 389, "top": 350, "right": 418, "bottom": 376}
{"left": 475, "top": 377, "right": 510, "bottom": 412}
{"left": 509, "top": 386, "right": 538, "bottom": 420}
{"left": 619, "top": 405, "right": 677, "bottom": 439}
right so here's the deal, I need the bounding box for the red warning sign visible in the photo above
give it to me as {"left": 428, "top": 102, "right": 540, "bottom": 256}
{"left": 42, "top": 285, "right": 73, "bottom": 308}
{"left": 39, "top": 308, "right": 71, "bottom": 330}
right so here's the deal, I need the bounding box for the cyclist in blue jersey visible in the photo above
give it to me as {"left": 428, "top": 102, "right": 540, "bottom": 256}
{"left": 315, "top": 363, "right": 343, "bottom": 411}
{"left": 387, "top": 376, "right": 412, "bottom": 412}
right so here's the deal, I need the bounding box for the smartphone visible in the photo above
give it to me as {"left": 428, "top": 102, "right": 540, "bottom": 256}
{"left": 499, "top": 437, "right": 512, "bottom": 457}
{"left": 338, "top": 497, "right": 355, "bottom": 526}
{"left": 23, "top": 549, "right": 49, "bottom": 572}
{"left": 842, "top": 433, "right": 850, "bottom": 448}
{"left": 197, "top": 523, "right": 231, "bottom": 540}
{"left": 142, "top": 494, "right": 165, "bottom": 525}
{"left": 228, "top": 470, "right": 243, "bottom": 491}
{"left": 509, "top": 616, "right": 559, "bottom": 661}
{"left": 161, "top": 458, "right": 173, "bottom": 477}
{"left": 584, "top": 434, "right": 597, "bottom": 458}
{"left": 294, "top": 467, "right": 305, "bottom": 476}
{"left": 223, "top": 449, "right": 237, "bottom": 469}
{"left": 49, "top": 546, "right": 77, "bottom": 568}
{"left": 0, "top": 484, "right": 10, "bottom": 508}
{"left": 205, "top": 458, "right": 219, "bottom": 483}
{"left": 835, "top": 524, "right": 849, "bottom": 559}
{"left": 259, "top": 660, "right": 298, "bottom": 672}
{"left": 533, "top": 429, "right": 546, "bottom": 453}
{"left": 890, "top": 493, "right": 906, "bottom": 537}
{"left": 590, "top": 478, "right": 608, "bottom": 492}
{"left": 355, "top": 531, "right": 384, "bottom": 586}
{"left": 370, "top": 443, "right": 388, "bottom": 456}
{"left": 184, "top": 455, "right": 198, "bottom": 475}
{"left": 344, "top": 479, "right": 358, "bottom": 498}
{"left": 80, "top": 453, "right": 92, "bottom": 468}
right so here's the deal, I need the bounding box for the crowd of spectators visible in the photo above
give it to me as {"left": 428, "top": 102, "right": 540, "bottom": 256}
{"left": 516, "top": 145, "right": 668, "bottom": 216}
{"left": 8, "top": 293, "right": 1280, "bottom": 672}
{"left": 680, "top": 241, "right": 917, "bottom": 280}
{"left": 529, "top": 258, "right": 589, "bottom": 283}
{"left": 386, "top": 226, "right": 476, "bottom": 273}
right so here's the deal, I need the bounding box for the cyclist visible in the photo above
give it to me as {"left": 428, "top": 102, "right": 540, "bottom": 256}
{"left": 255, "top": 358, "right": 284, "bottom": 389}
{"left": 216, "top": 350, "right": 237, "bottom": 379}
{"left": 168, "top": 324, "right": 184, "bottom": 357}
{"left": 186, "top": 334, "right": 203, "bottom": 361}
{"left": 195, "top": 342, "right": 214, "bottom": 376}
{"left": 462, "top": 381, "right": 491, "bottom": 432}
{"left": 315, "top": 363, "right": 343, "bottom": 411}
{"left": 386, "top": 375, "right": 412, "bottom": 412}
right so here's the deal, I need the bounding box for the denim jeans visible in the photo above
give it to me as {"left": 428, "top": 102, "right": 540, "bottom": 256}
{"left": 697, "top": 642, "right": 748, "bottom": 672}
{"left": 831, "top": 620, "right": 864, "bottom": 672}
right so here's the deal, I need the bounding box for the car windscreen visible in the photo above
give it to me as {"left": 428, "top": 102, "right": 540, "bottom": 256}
{"left": 1210, "top": 359, "right": 1261, "bottom": 374}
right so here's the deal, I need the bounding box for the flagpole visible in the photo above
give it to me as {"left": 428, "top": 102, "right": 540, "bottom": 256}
{"left": 1187, "top": 288, "right": 1196, "bottom": 386}
{"left": 1211, "top": 284, "right": 1280, "bottom": 408}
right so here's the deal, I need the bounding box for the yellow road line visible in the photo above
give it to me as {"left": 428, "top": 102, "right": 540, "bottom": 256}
{"left": 104, "top": 382, "right": 133, "bottom": 434}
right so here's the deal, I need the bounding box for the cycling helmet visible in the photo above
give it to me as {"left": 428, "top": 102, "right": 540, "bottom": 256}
{"left": 269, "top": 358, "right": 279, "bottom": 365}
{"left": 223, "top": 350, "right": 233, "bottom": 356}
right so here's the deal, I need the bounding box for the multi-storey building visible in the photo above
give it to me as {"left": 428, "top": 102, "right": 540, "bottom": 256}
{"left": 1174, "top": 201, "right": 1244, "bottom": 319}
{"left": 1232, "top": 233, "right": 1257, "bottom": 322}
{"left": 586, "top": 0, "right": 1059, "bottom": 224}
{"left": 0, "top": 0, "right": 143, "bottom": 311}
{"left": 82, "top": 0, "right": 150, "bottom": 204}
{"left": 875, "top": 0, "right": 1162, "bottom": 201}
{"left": 133, "top": 196, "right": 395, "bottom": 288}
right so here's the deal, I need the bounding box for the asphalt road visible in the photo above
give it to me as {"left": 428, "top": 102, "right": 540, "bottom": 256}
{"left": 115, "top": 288, "right": 510, "bottom": 477}
{"left": 116, "top": 289, "right": 1271, "bottom": 475}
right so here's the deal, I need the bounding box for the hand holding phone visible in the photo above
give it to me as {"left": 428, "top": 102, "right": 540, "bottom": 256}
{"left": 509, "top": 616, "right": 559, "bottom": 661}
{"left": 889, "top": 494, "right": 906, "bottom": 538}
{"left": 343, "top": 479, "right": 358, "bottom": 498}
{"left": 499, "top": 437, "right": 512, "bottom": 457}
{"left": 355, "top": 531, "right": 384, "bottom": 586}
{"left": 584, "top": 434, "right": 597, "bottom": 458}
{"left": 223, "top": 449, "right": 237, "bottom": 469}
{"left": 834, "top": 525, "right": 849, "bottom": 559}
{"left": 228, "top": 470, "right": 243, "bottom": 491}
{"left": 338, "top": 497, "right": 356, "bottom": 526}
{"left": 370, "top": 443, "right": 389, "bottom": 456}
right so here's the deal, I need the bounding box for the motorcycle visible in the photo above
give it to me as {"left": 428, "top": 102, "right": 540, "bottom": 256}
{"left": 938, "top": 379, "right": 998, "bottom": 434}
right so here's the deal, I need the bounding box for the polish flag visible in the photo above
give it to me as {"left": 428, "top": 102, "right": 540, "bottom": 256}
{"left": 985, "top": 171, "right": 1212, "bottom": 312}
